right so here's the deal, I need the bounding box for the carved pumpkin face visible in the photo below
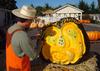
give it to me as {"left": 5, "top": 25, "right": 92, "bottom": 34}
{"left": 41, "top": 22, "right": 86, "bottom": 65}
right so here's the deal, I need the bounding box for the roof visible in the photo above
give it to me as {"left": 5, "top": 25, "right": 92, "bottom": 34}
{"left": 42, "top": 9, "right": 54, "bottom": 14}
{"left": 54, "top": 4, "right": 84, "bottom": 13}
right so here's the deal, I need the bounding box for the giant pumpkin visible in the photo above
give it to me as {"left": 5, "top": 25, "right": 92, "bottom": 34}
{"left": 86, "top": 31, "right": 100, "bottom": 41}
{"left": 40, "top": 18, "right": 86, "bottom": 65}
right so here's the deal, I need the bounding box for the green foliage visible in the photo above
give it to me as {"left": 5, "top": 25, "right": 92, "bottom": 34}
{"left": 90, "top": 1, "right": 99, "bottom": 14}
{"left": 35, "top": 3, "right": 54, "bottom": 16}
{"left": 78, "top": 0, "right": 100, "bottom": 14}
{"left": 97, "top": 0, "right": 100, "bottom": 12}
{"left": 35, "top": 6, "right": 44, "bottom": 16}
{"left": 34, "top": 0, "right": 100, "bottom": 16}
{"left": 91, "top": 2, "right": 95, "bottom": 11}
{"left": 90, "top": 2, "right": 100, "bottom": 14}
{"left": 78, "top": 0, "right": 90, "bottom": 14}
{"left": 44, "top": 3, "right": 53, "bottom": 11}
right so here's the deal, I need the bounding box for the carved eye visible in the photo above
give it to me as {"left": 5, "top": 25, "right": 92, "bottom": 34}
{"left": 50, "top": 30, "right": 56, "bottom": 36}
{"left": 67, "top": 29, "right": 77, "bottom": 38}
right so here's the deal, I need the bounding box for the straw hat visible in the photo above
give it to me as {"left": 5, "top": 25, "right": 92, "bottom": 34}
{"left": 12, "top": 5, "right": 36, "bottom": 19}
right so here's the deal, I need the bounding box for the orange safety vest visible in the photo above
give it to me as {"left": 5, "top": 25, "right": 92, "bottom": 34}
{"left": 6, "top": 29, "right": 31, "bottom": 71}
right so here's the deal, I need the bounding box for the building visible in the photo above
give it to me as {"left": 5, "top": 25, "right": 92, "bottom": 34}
{"left": 39, "top": 4, "right": 84, "bottom": 24}
{"left": 89, "top": 14, "right": 100, "bottom": 22}
{"left": 52, "top": 4, "right": 84, "bottom": 20}
{"left": 42, "top": 9, "right": 54, "bottom": 16}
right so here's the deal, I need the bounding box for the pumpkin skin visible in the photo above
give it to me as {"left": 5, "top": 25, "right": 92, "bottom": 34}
{"left": 79, "top": 20, "right": 91, "bottom": 24}
{"left": 30, "top": 22, "right": 38, "bottom": 29}
{"left": 38, "top": 23, "right": 45, "bottom": 28}
{"left": 41, "top": 22, "right": 86, "bottom": 65}
{"left": 86, "top": 31, "right": 100, "bottom": 41}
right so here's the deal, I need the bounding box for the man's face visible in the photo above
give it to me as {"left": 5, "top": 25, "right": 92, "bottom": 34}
{"left": 23, "top": 19, "right": 33, "bottom": 27}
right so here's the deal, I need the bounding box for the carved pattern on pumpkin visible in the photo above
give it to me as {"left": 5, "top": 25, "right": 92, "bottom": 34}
{"left": 41, "top": 22, "right": 86, "bottom": 65}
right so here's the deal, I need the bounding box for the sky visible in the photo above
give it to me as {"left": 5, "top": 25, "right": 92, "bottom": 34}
{"left": 16, "top": 0, "right": 98, "bottom": 8}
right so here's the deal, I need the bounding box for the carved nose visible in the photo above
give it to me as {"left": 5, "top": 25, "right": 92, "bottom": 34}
{"left": 58, "top": 36, "right": 65, "bottom": 46}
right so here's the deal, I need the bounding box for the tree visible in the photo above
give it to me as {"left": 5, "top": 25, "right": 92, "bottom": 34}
{"left": 36, "top": 6, "right": 44, "bottom": 16}
{"left": 90, "top": 1, "right": 96, "bottom": 13}
{"left": 35, "top": 3, "right": 54, "bottom": 16}
{"left": 78, "top": 0, "right": 90, "bottom": 14}
{"left": 89, "top": 0, "right": 100, "bottom": 13}
{"left": 97, "top": 0, "right": 100, "bottom": 12}
{"left": 43, "top": 3, "right": 53, "bottom": 11}
{"left": 0, "top": 0, "right": 17, "bottom": 10}
{"left": 97, "top": 0, "right": 100, "bottom": 13}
